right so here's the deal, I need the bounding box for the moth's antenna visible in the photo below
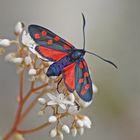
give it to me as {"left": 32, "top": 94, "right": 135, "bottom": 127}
{"left": 86, "top": 50, "right": 118, "bottom": 69}
{"left": 82, "top": 13, "right": 86, "bottom": 50}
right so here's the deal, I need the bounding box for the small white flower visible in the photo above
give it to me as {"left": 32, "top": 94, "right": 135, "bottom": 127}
{"left": 78, "top": 127, "right": 84, "bottom": 135}
{"left": 92, "top": 83, "right": 98, "bottom": 93}
{"left": 71, "top": 127, "right": 77, "bottom": 137}
{"left": 14, "top": 22, "right": 24, "bottom": 35}
{"left": 38, "top": 98, "right": 46, "bottom": 105}
{"left": 48, "top": 115, "right": 57, "bottom": 123}
{"left": 24, "top": 56, "right": 32, "bottom": 65}
{"left": 50, "top": 128, "right": 57, "bottom": 138}
{"left": 5, "top": 53, "right": 16, "bottom": 62}
{"left": 62, "top": 125, "right": 70, "bottom": 134}
{"left": 47, "top": 93, "right": 74, "bottom": 110}
{"left": 0, "top": 39, "right": 11, "bottom": 47}
{"left": 76, "top": 120, "right": 84, "bottom": 128}
{"left": 58, "top": 132, "right": 64, "bottom": 140}
{"left": 28, "top": 68, "right": 36, "bottom": 75}
{"left": 12, "top": 57, "right": 23, "bottom": 64}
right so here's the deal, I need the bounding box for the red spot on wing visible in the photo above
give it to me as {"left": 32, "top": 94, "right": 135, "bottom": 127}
{"left": 35, "top": 33, "right": 40, "bottom": 39}
{"left": 84, "top": 72, "right": 89, "bottom": 77}
{"left": 85, "top": 84, "right": 90, "bottom": 90}
{"left": 54, "top": 36, "right": 60, "bottom": 41}
{"left": 63, "top": 63, "right": 76, "bottom": 91}
{"left": 36, "top": 46, "right": 67, "bottom": 61}
{"left": 41, "top": 31, "right": 47, "bottom": 36}
{"left": 83, "top": 60, "right": 88, "bottom": 67}
{"left": 64, "top": 44, "right": 70, "bottom": 49}
{"left": 81, "top": 89, "right": 86, "bottom": 95}
{"left": 79, "top": 78, "right": 84, "bottom": 83}
{"left": 79, "top": 62, "right": 84, "bottom": 69}
{"left": 48, "top": 40, "right": 53, "bottom": 45}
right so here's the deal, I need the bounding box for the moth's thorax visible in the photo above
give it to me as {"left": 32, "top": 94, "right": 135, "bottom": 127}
{"left": 46, "top": 56, "right": 70, "bottom": 77}
{"left": 69, "top": 49, "right": 85, "bottom": 61}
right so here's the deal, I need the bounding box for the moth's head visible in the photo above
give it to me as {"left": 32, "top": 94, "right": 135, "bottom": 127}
{"left": 70, "top": 49, "right": 85, "bottom": 61}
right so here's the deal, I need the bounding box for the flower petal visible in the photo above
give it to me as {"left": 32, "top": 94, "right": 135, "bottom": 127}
{"left": 58, "top": 94, "right": 65, "bottom": 100}
{"left": 47, "top": 93, "right": 57, "bottom": 100}
{"left": 47, "top": 101, "right": 57, "bottom": 106}
{"left": 59, "top": 103, "right": 66, "bottom": 110}
{"left": 62, "top": 100, "right": 74, "bottom": 105}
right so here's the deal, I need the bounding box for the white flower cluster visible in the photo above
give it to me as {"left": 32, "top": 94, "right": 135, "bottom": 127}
{"left": 37, "top": 91, "right": 93, "bottom": 139}
{"left": 71, "top": 116, "right": 92, "bottom": 136}
{"left": 47, "top": 115, "right": 92, "bottom": 140}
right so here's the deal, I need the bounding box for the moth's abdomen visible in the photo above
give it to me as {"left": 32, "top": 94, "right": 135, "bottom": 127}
{"left": 46, "top": 56, "right": 71, "bottom": 76}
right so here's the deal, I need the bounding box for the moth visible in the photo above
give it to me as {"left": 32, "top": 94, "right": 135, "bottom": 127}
{"left": 28, "top": 14, "right": 117, "bottom": 107}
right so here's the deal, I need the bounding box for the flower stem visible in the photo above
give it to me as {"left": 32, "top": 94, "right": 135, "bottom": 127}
{"left": 19, "top": 89, "right": 47, "bottom": 123}
{"left": 17, "top": 112, "right": 69, "bottom": 135}
{"left": 17, "top": 122, "right": 51, "bottom": 134}
{"left": 22, "top": 82, "right": 35, "bottom": 104}
{"left": 3, "top": 71, "right": 24, "bottom": 140}
{"left": 19, "top": 70, "right": 24, "bottom": 103}
{"left": 32, "top": 82, "right": 48, "bottom": 92}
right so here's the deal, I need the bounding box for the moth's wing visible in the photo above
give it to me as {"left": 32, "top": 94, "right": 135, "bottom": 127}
{"left": 74, "top": 59, "right": 93, "bottom": 103}
{"left": 62, "top": 59, "right": 93, "bottom": 104}
{"left": 28, "top": 25, "right": 75, "bottom": 61}
{"left": 35, "top": 45, "right": 68, "bottom": 61}
{"left": 62, "top": 62, "right": 77, "bottom": 92}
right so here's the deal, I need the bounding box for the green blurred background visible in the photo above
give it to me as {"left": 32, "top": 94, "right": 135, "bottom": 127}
{"left": 0, "top": 0, "right": 140, "bottom": 140}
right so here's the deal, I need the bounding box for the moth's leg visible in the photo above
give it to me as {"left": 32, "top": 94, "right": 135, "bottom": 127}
{"left": 56, "top": 77, "right": 63, "bottom": 93}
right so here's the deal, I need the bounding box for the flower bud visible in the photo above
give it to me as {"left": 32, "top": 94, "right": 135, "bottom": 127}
{"left": 83, "top": 122, "right": 91, "bottom": 128}
{"left": 76, "top": 120, "right": 84, "bottom": 128}
{"left": 71, "top": 127, "right": 77, "bottom": 137}
{"left": 24, "top": 56, "right": 32, "bottom": 65}
{"left": 48, "top": 115, "right": 57, "bottom": 123}
{"left": 58, "top": 132, "right": 64, "bottom": 140}
{"left": 62, "top": 125, "right": 70, "bottom": 134}
{"left": 12, "top": 57, "right": 23, "bottom": 64}
{"left": 78, "top": 127, "right": 84, "bottom": 135}
{"left": 14, "top": 133, "right": 25, "bottom": 140}
{"left": 50, "top": 128, "right": 57, "bottom": 138}
{"left": 5, "top": 53, "right": 16, "bottom": 62}
{"left": 67, "top": 93, "right": 75, "bottom": 102}
{"left": 28, "top": 68, "right": 36, "bottom": 75}
{"left": 38, "top": 98, "right": 46, "bottom": 105}
{"left": 14, "top": 22, "right": 24, "bottom": 35}
{"left": 83, "top": 116, "right": 92, "bottom": 126}
{"left": 0, "top": 39, "right": 10, "bottom": 47}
